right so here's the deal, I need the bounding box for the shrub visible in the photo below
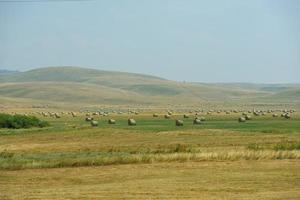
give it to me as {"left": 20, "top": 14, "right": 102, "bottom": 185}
{"left": 0, "top": 113, "right": 49, "bottom": 129}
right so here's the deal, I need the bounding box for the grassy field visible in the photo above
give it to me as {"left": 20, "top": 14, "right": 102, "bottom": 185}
{"left": 0, "top": 111, "right": 300, "bottom": 199}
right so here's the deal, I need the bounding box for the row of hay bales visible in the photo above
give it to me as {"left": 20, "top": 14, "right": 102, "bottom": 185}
{"left": 238, "top": 111, "right": 292, "bottom": 122}
{"left": 87, "top": 118, "right": 117, "bottom": 126}
{"left": 87, "top": 117, "right": 206, "bottom": 127}
{"left": 35, "top": 108, "right": 296, "bottom": 117}
{"left": 37, "top": 108, "right": 294, "bottom": 122}
{"left": 28, "top": 108, "right": 296, "bottom": 124}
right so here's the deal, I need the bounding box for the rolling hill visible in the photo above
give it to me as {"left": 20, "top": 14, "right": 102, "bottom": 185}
{"left": 0, "top": 66, "right": 299, "bottom": 108}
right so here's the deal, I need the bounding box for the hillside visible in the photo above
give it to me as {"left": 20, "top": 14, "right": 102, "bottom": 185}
{"left": 0, "top": 66, "right": 299, "bottom": 108}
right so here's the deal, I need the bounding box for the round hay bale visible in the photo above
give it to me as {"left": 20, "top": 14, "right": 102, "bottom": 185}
{"left": 108, "top": 119, "right": 116, "bottom": 124}
{"left": 284, "top": 113, "right": 291, "bottom": 119}
{"left": 153, "top": 113, "right": 158, "bottom": 117}
{"left": 245, "top": 115, "right": 252, "bottom": 120}
{"left": 254, "top": 112, "right": 260, "bottom": 116}
{"left": 164, "top": 114, "right": 171, "bottom": 119}
{"left": 55, "top": 113, "right": 61, "bottom": 118}
{"left": 200, "top": 116, "right": 206, "bottom": 121}
{"left": 183, "top": 114, "right": 189, "bottom": 118}
{"left": 91, "top": 120, "right": 99, "bottom": 127}
{"left": 175, "top": 119, "right": 183, "bottom": 126}
{"left": 272, "top": 113, "right": 278, "bottom": 117}
{"left": 71, "top": 112, "right": 77, "bottom": 117}
{"left": 193, "top": 118, "right": 202, "bottom": 125}
{"left": 128, "top": 118, "right": 136, "bottom": 126}
{"left": 85, "top": 117, "right": 93, "bottom": 121}
{"left": 238, "top": 117, "right": 246, "bottom": 122}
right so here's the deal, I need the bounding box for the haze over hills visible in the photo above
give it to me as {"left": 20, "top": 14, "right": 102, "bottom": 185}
{"left": 0, "top": 66, "right": 299, "bottom": 109}
{"left": 0, "top": 70, "right": 19, "bottom": 75}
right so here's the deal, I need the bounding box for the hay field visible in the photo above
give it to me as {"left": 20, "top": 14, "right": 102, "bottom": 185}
{"left": 1, "top": 111, "right": 300, "bottom": 199}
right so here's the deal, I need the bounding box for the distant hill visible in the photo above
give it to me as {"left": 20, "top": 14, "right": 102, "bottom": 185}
{"left": 0, "top": 66, "right": 299, "bottom": 108}
{"left": 0, "top": 69, "right": 19, "bottom": 76}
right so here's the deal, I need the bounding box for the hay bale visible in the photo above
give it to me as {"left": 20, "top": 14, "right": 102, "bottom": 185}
{"left": 254, "top": 112, "right": 260, "bottom": 116}
{"left": 85, "top": 117, "right": 93, "bottom": 121}
{"left": 284, "top": 113, "right": 291, "bottom": 119}
{"left": 108, "top": 119, "right": 116, "bottom": 124}
{"left": 245, "top": 115, "right": 252, "bottom": 120}
{"left": 272, "top": 113, "right": 278, "bottom": 117}
{"left": 164, "top": 114, "right": 171, "bottom": 119}
{"left": 238, "top": 117, "right": 246, "bottom": 122}
{"left": 128, "top": 118, "right": 136, "bottom": 126}
{"left": 91, "top": 120, "right": 99, "bottom": 127}
{"left": 183, "top": 114, "right": 189, "bottom": 118}
{"left": 193, "top": 118, "right": 202, "bottom": 125}
{"left": 71, "top": 112, "right": 77, "bottom": 117}
{"left": 175, "top": 119, "right": 183, "bottom": 126}
{"left": 153, "top": 113, "right": 158, "bottom": 117}
{"left": 55, "top": 113, "right": 61, "bottom": 118}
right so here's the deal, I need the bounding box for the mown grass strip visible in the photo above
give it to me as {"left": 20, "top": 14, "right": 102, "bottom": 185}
{"left": 1, "top": 150, "right": 299, "bottom": 170}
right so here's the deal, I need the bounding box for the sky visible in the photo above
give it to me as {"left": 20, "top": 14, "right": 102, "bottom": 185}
{"left": 0, "top": 0, "right": 299, "bottom": 83}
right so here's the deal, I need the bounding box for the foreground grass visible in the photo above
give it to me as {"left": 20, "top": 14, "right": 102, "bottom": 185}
{"left": 1, "top": 160, "right": 300, "bottom": 200}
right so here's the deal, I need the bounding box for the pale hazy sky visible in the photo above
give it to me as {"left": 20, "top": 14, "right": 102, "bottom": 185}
{"left": 0, "top": 0, "right": 299, "bottom": 83}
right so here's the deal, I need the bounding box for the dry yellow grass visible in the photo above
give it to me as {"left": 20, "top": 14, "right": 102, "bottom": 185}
{"left": 1, "top": 160, "right": 300, "bottom": 200}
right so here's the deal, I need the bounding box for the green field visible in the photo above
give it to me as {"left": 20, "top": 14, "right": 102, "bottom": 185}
{"left": 1, "top": 111, "right": 300, "bottom": 199}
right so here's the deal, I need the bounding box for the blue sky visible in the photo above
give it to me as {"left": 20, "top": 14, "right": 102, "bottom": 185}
{"left": 0, "top": 0, "right": 299, "bottom": 83}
